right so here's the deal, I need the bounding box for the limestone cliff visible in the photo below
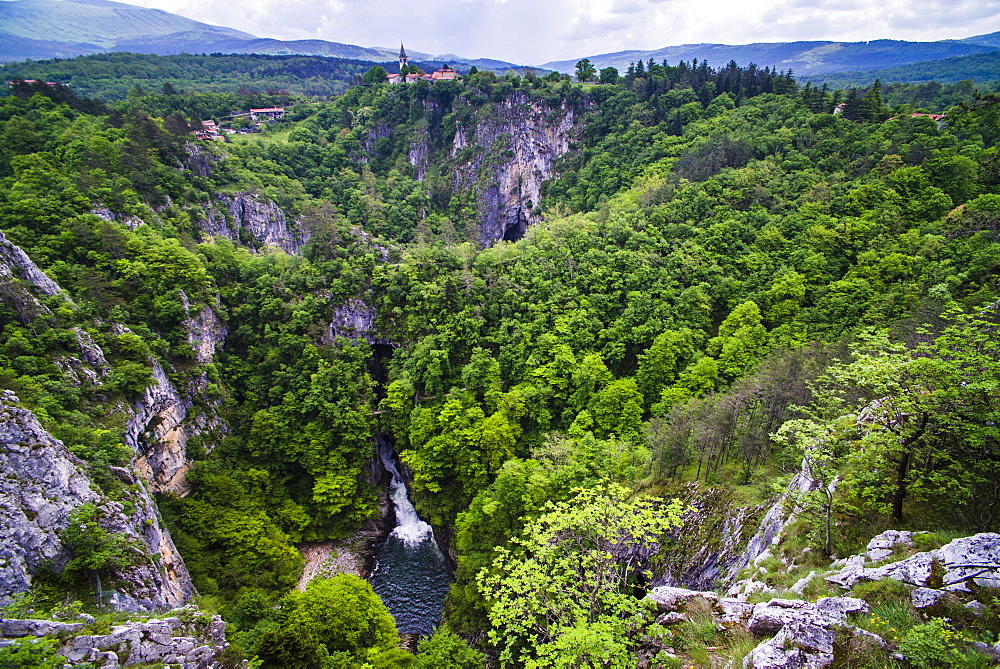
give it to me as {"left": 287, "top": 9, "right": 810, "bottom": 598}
{"left": 196, "top": 191, "right": 307, "bottom": 253}
{"left": 450, "top": 92, "right": 576, "bottom": 245}
{"left": 123, "top": 326, "right": 229, "bottom": 497}
{"left": 0, "top": 229, "right": 71, "bottom": 322}
{"left": 0, "top": 392, "right": 195, "bottom": 611}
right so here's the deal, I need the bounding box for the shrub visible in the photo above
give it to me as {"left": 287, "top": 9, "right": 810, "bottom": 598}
{"left": 897, "top": 618, "right": 970, "bottom": 668}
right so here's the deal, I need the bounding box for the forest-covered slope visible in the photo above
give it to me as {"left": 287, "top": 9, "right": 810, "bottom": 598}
{"left": 0, "top": 61, "right": 999, "bottom": 667}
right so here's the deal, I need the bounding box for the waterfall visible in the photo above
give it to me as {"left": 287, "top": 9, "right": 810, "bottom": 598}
{"left": 371, "top": 436, "right": 453, "bottom": 635}
{"left": 378, "top": 437, "right": 436, "bottom": 547}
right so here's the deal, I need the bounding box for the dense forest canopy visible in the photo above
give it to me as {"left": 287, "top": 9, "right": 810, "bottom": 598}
{"left": 1, "top": 51, "right": 999, "bottom": 666}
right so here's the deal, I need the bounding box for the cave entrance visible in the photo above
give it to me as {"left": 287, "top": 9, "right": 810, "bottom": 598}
{"left": 502, "top": 215, "right": 526, "bottom": 242}
{"left": 368, "top": 343, "right": 395, "bottom": 399}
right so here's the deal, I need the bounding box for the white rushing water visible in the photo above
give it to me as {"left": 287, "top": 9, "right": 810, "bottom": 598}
{"left": 378, "top": 437, "right": 435, "bottom": 547}
{"left": 372, "top": 436, "right": 453, "bottom": 635}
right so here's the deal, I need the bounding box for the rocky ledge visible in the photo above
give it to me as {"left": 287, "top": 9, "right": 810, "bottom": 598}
{"left": 0, "top": 606, "right": 228, "bottom": 668}
{"left": 648, "top": 530, "right": 1000, "bottom": 668}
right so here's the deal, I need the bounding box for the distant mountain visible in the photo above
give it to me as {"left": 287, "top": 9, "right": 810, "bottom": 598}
{"left": 803, "top": 50, "right": 1000, "bottom": 88}
{"left": 0, "top": 0, "right": 520, "bottom": 70}
{"left": 0, "top": 0, "right": 253, "bottom": 48}
{"left": 542, "top": 38, "right": 999, "bottom": 77}
{"left": 961, "top": 31, "right": 1000, "bottom": 48}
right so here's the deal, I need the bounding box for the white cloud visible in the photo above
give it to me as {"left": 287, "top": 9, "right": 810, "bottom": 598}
{"left": 120, "top": 0, "right": 1000, "bottom": 65}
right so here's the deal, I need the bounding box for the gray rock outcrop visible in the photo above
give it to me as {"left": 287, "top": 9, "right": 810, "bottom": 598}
{"left": 743, "top": 597, "right": 873, "bottom": 668}
{"left": 180, "top": 291, "right": 228, "bottom": 365}
{"left": 127, "top": 360, "right": 219, "bottom": 496}
{"left": 825, "top": 533, "right": 1000, "bottom": 591}
{"left": 449, "top": 92, "right": 576, "bottom": 245}
{"left": 0, "top": 393, "right": 194, "bottom": 611}
{"left": 197, "top": 191, "right": 306, "bottom": 253}
{"left": 1, "top": 606, "right": 228, "bottom": 668}
{"left": 0, "top": 230, "right": 70, "bottom": 322}
{"left": 648, "top": 585, "right": 719, "bottom": 612}
{"left": 744, "top": 618, "right": 836, "bottom": 669}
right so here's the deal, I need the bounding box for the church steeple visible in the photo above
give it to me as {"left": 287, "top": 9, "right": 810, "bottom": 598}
{"left": 399, "top": 43, "right": 409, "bottom": 73}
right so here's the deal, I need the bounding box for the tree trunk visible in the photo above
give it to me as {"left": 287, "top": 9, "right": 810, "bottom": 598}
{"left": 891, "top": 414, "right": 928, "bottom": 522}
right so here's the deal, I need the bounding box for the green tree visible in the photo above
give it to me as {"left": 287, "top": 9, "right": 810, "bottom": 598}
{"left": 803, "top": 310, "right": 1000, "bottom": 524}
{"left": 363, "top": 66, "right": 389, "bottom": 85}
{"left": 706, "top": 300, "right": 768, "bottom": 382}
{"left": 413, "top": 628, "right": 485, "bottom": 668}
{"left": 255, "top": 575, "right": 404, "bottom": 668}
{"left": 575, "top": 59, "right": 597, "bottom": 83}
{"left": 478, "top": 484, "right": 686, "bottom": 667}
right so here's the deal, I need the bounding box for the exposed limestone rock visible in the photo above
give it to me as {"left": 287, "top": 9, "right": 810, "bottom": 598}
{"left": 326, "top": 297, "right": 394, "bottom": 346}
{"left": 73, "top": 328, "right": 110, "bottom": 374}
{"left": 184, "top": 143, "right": 221, "bottom": 177}
{"left": 1, "top": 619, "right": 84, "bottom": 637}
{"left": 743, "top": 597, "right": 873, "bottom": 668}
{"left": 127, "top": 361, "right": 199, "bottom": 496}
{"left": 0, "top": 230, "right": 71, "bottom": 322}
{"left": 717, "top": 598, "right": 755, "bottom": 624}
{"left": 744, "top": 618, "right": 836, "bottom": 669}
{"left": 0, "top": 392, "right": 194, "bottom": 611}
{"left": 656, "top": 611, "right": 687, "bottom": 625}
{"left": 448, "top": 92, "right": 576, "bottom": 245}
{"left": 179, "top": 291, "right": 228, "bottom": 365}
{"left": 196, "top": 192, "right": 306, "bottom": 253}
{"left": 0, "top": 391, "right": 102, "bottom": 602}
{"left": 0, "top": 230, "right": 64, "bottom": 298}
{"left": 1, "top": 607, "right": 228, "bottom": 668}
{"left": 971, "top": 640, "right": 1000, "bottom": 662}
{"left": 408, "top": 130, "right": 430, "bottom": 181}
{"left": 865, "top": 529, "right": 913, "bottom": 562}
{"left": 789, "top": 571, "right": 818, "bottom": 596}
{"left": 88, "top": 207, "right": 146, "bottom": 230}
{"left": 911, "top": 587, "right": 946, "bottom": 609}
{"left": 53, "top": 356, "right": 102, "bottom": 387}
{"left": 648, "top": 585, "right": 719, "bottom": 612}
{"left": 825, "top": 533, "right": 1000, "bottom": 591}
{"left": 62, "top": 609, "right": 227, "bottom": 667}
{"left": 660, "top": 458, "right": 824, "bottom": 593}
{"left": 748, "top": 597, "right": 867, "bottom": 635}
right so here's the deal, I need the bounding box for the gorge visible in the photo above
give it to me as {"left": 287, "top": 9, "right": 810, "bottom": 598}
{"left": 0, "top": 58, "right": 999, "bottom": 667}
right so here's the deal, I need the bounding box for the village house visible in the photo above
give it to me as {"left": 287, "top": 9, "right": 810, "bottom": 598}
{"left": 194, "top": 119, "right": 224, "bottom": 141}
{"left": 249, "top": 107, "right": 285, "bottom": 121}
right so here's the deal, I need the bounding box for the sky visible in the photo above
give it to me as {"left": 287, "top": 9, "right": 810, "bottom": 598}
{"left": 119, "top": 0, "right": 1000, "bottom": 65}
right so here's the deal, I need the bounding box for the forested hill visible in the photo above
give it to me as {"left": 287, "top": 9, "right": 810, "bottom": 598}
{"left": 0, "top": 52, "right": 444, "bottom": 100}
{"left": 0, "top": 60, "right": 999, "bottom": 667}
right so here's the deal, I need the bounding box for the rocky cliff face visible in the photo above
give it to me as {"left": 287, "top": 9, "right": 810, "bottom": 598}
{"left": 1, "top": 605, "right": 229, "bottom": 667}
{"left": 657, "top": 458, "right": 824, "bottom": 591}
{"left": 450, "top": 92, "right": 576, "bottom": 246}
{"left": 196, "top": 192, "right": 307, "bottom": 254}
{"left": 0, "top": 229, "right": 71, "bottom": 322}
{"left": 0, "top": 392, "right": 195, "bottom": 611}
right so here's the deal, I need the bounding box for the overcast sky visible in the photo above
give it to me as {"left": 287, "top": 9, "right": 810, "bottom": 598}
{"left": 122, "top": 0, "right": 1000, "bottom": 65}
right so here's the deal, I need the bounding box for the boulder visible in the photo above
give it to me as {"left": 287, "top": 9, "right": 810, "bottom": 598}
{"left": 648, "top": 586, "right": 719, "bottom": 612}
{"left": 743, "top": 619, "right": 836, "bottom": 668}
{"left": 865, "top": 530, "right": 913, "bottom": 562}
{"left": 717, "top": 598, "right": 755, "bottom": 623}
{"left": 748, "top": 597, "right": 867, "bottom": 635}
{"left": 911, "top": 587, "right": 946, "bottom": 609}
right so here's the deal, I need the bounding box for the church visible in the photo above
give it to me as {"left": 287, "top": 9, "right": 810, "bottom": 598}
{"left": 386, "top": 44, "right": 460, "bottom": 84}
